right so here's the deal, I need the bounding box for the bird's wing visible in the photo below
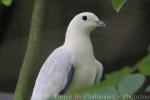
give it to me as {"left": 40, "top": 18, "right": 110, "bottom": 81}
{"left": 31, "top": 47, "right": 73, "bottom": 100}
{"left": 95, "top": 62, "right": 103, "bottom": 83}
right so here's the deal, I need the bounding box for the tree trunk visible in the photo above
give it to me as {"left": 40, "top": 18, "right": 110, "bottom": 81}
{"left": 14, "top": 0, "right": 47, "bottom": 99}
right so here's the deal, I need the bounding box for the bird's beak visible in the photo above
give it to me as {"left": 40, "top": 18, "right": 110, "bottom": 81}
{"left": 95, "top": 20, "right": 106, "bottom": 27}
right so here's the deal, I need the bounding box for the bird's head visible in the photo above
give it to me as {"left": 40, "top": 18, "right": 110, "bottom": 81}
{"left": 67, "top": 12, "right": 106, "bottom": 34}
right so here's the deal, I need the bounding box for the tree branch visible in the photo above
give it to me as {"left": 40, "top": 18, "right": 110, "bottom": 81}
{"left": 14, "top": 0, "right": 47, "bottom": 99}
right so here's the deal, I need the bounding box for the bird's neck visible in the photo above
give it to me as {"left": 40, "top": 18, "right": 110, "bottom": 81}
{"left": 63, "top": 29, "right": 95, "bottom": 60}
{"left": 64, "top": 25, "right": 91, "bottom": 42}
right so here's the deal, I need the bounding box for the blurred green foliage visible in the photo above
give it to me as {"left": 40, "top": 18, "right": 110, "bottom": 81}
{"left": 112, "top": 0, "right": 127, "bottom": 13}
{"left": 83, "top": 74, "right": 145, "bottom": 100}
{"left": 136, "top": 53, "right": 150, "bottom": 76}
{"left": 117, "top": 74, "right": 145, "bottom": 95}
{"left": 1, "top": 0, "right": 12, "bottom": 6}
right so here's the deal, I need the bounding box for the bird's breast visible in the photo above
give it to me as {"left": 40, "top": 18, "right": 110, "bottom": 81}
{"left": 68, "top": 60, "right": 98, "bottom": 91}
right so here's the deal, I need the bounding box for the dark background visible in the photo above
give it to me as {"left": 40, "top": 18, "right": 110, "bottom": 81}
{"left": 0, "top": 0, "right": 150, "bottom": 94}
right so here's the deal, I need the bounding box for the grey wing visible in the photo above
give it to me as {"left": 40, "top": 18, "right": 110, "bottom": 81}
{"left": 31, "top": 48, "right": 73, "bottom": 100}
{"left": 95, "top": 62, "right": 103, "bottom": 83}
{"left": 59, "top": 66, "right": 74, "bottom": 94}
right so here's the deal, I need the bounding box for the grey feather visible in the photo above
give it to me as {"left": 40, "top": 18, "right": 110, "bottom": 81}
{"left": 31, "top": 47, "right": 73, "bottom": 100}
{"left": 95, "top": 63, "right": 103, "bottom": 83}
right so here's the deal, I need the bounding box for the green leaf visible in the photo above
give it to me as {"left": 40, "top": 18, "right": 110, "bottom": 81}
{"left": 112, "top": 0, "right": 127, "bottom": 13}
{"left": 85, "top": 74, "right": 145, "bottom": 100}
{"left": 145, "top": 85, "right": 150, "bottom": 92}
{"left": 105, "top": 67, "right": 133, "bottom": 85}
{"left": 136, "top": 53, "right": 150, "bottom": 76}
{"left": 117, "top": 73, "right": 145, "bottom": 95}
{"left": 1, "top": 0, "right": 12, "bottom": 7}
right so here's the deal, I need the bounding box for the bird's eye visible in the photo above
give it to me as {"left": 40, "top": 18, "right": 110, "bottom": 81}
{"left": 82, "top": 16, "right": 87, "bottom": 21}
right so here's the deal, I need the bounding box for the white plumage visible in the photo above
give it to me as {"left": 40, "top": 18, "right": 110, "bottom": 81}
{"left": 31, "top": 12, "right": 105, "bottom": 100}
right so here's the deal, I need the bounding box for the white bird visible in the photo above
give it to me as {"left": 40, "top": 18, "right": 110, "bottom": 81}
{"left": 31, "top": 12, "right": 105, "bottom": 100}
